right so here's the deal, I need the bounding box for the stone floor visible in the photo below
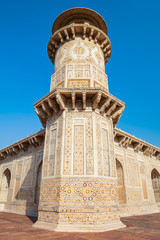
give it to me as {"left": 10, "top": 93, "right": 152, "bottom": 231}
{"left": 0, "top": 212, "right": 160, "bottom": 240}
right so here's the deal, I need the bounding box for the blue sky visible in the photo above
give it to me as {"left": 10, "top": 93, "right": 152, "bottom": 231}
{"left": 0, "top": 0, "right": 159, "bottom": 149}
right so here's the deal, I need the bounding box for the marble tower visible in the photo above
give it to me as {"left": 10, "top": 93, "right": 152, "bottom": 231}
{"left": 34, "top": 7, "right": 125, "bottom": 232}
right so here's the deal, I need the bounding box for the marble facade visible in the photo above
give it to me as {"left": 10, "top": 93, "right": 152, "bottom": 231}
{"left": 0, "top": 8, "right": 160, "bottom": 232}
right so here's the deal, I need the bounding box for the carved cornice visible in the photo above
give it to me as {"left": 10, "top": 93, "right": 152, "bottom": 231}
{"left": 48, "top": 23, "right": 111, "bottom": 65}
{"left": 52, "top": 8, "right": 108, "bottom": 35}
{"left": 114, "top": 128, "right": 160, "bottom": 160}
{"left": 0, "top": 130, "right": 45, "bottom": 161}
{"left": 34, "top": 88, "right": 125, "bottom": 127}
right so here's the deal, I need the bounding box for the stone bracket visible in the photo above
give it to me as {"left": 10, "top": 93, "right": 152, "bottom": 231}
{"left": 48, "top": 23, "right": 111, "bottom": 65}
{"left": 114, "top": 128, "right": 160, "bottom": 160}
{"left": 34, "top": 88, "right": 125, "bottom": 127}
{"left": 0, "top": 130, "right": 45, "bottom": 161}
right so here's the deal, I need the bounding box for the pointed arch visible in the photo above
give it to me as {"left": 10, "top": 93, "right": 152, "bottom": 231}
{"left": 116, "top": 160, "right": 126, "bottom": 204}
{"left": 34, "top": 162, "right": 42, "bottom": 204}
{"left": 1, "top": 168, "right": 11, "bottom": 202}
{"left": 151, "top": 168, "right": 160, "bottom": 203}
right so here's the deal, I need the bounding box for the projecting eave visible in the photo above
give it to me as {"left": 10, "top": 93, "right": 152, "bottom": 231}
{"left": 0, "top": 130, "right": 45, "bottom": 161}
{"left": 34, "top": 88, "right": 125, "bottom": 128}
{"left": 114, "top": 128, "right": 160, "bottom": 160}
{"left": 52, "top": 7, "right": 108, "bottom": 34}
{"left": 48, "top": 22, "right": 111, "bottom": 65}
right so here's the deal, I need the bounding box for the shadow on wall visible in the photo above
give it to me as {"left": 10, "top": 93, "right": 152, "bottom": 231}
{"left": 0, "top": 169, "right": 11, "bottom": 205}
{"left": 27, "top": 215, "right": 38, "bottom": 223}
{"left": 116, "top": 159, "right": 126, "bottom": 205}
{"left": 0, "top": 150, "right": 43, "bottom": 217}
{"left": 14, "top": 160, "right": 43, "bottom": 217}
{"left": 151, "top": 168, "right": 160, "bottom": 203}
{"left": 1, "top": 155, "right": 160, "bottom": 218}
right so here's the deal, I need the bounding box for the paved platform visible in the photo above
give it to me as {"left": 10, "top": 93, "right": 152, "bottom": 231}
{"left": 0, "top": 212, "right": 160, "bottom": 240}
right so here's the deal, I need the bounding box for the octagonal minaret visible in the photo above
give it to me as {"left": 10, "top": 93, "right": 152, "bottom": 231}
{"left": 34, "top": 8, "right": 125, "bottom": 232}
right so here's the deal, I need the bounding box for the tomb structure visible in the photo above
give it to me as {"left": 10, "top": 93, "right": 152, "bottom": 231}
{"left": 0, "top": 7, "right": 159, "bottom": 233}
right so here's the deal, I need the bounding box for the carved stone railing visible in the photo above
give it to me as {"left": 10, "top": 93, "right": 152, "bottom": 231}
{"left": 114, "top": 128, "right": 160, "bottom": 160}
{"left": 50, "top": 63, "right": 108, "bottom": 91}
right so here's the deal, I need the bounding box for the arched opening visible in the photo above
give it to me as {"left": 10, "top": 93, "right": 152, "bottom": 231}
{"left": 116, "top": 160, "right": 126, "bottom": 204}
{"left": 151, "top": 168, "right": 160, "bottom": 203}
{"left": 34, "top": 162, "right": 42, "bottom": 204}
{"left": 1, "top": 169, "right": 11, "bottom": 202}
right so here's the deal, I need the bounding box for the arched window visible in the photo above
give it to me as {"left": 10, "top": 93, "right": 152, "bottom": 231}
{"left": 116, "top": 160, "right": 126, "bottom": 204}
{"left": 34, "top": 162, "right": 42, "bottom": 204}
{"left": 1, "top": 169, "right": 11, "bottom": 202}
{"left": 151, "top": 168, "right": 160, "bottom": 203}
